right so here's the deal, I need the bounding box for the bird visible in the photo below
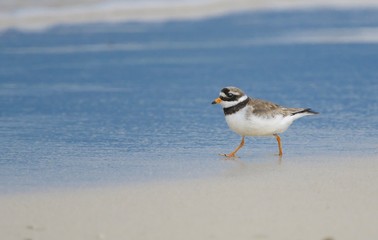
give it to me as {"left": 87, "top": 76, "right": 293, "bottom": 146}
{"left": 212, "top": 86, "right": 318, "bottom": 157}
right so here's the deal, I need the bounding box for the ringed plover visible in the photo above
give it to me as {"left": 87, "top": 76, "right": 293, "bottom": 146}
{"left": 212, "top": 86, "right": 318, "bottom": 157}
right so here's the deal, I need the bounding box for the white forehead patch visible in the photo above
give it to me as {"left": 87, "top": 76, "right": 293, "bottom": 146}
{"left": 220, "top": 92, "right": 227, "bottom": 97}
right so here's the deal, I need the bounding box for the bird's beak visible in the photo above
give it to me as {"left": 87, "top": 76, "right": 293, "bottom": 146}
{"left": 212, "top": 97, "right": 222, "bottom": 104}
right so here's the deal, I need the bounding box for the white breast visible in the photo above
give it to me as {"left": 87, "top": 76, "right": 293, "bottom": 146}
{"left": 224, "top": 107, "right": 295, "bottom": 136}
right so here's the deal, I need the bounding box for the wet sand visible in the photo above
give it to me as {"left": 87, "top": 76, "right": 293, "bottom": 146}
{"left": 1, "top": 156, "right": 378, "bottom": 240}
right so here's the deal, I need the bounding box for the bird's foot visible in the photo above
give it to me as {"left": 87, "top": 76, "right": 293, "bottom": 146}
{"left": 219, "top": 153, "right": 239, "bottom": 158}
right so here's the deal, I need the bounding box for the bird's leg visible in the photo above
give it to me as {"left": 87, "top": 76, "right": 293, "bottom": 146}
{"left": 222, "top": 136, "right": 245, "bottom": 158}
{"left": 274, "top": 134, "right": 283, "bottom": 156}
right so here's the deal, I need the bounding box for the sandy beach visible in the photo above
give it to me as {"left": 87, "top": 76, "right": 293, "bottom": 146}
{"left": 1, "top": 156, "right": 378, "bottom": 240}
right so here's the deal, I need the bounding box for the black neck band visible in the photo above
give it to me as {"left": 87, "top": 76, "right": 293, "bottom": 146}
{"left": 223, "top": 97, "right": 249, "bottom": 115}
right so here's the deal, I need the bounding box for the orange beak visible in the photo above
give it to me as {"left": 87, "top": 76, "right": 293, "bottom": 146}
{"left": 211, "top": 97, "right": 222, "bottom": 104}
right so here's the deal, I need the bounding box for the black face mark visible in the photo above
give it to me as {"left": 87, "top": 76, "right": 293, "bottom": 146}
{"left": 220, "top": 88, "right": 239, "bottom": 101}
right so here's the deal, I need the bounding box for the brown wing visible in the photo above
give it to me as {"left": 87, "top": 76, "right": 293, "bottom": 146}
{"left": 249, "top": 98, "right": 303, "bottom": 117}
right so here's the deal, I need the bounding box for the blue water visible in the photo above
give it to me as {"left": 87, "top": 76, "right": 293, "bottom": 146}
{"left": 1, "top": 9, "right": 378, "bottom": 193}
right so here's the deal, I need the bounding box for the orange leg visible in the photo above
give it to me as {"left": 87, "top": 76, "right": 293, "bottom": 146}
{"left": 222, "top": 136, "right": 245, "bottom": 158}
{"left": 274, "top": 134, "right": 283, "bottom": 156}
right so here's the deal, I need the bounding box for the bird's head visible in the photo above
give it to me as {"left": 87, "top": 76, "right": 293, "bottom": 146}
{"left": 212, "top": 87, "right": 248, "bottom": 108}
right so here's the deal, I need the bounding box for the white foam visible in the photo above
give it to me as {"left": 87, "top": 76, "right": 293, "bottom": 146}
{"left": 4, "top": 27, "right": 378, "bottom": 55}
{"left": 0, "top": 0, "right": 219, "bottom": 32}
{"left": 279, "top": 27, "right": 378, "bottom": 44}
{"left": 1, "top": 0, "right": 378, "bottom": 32}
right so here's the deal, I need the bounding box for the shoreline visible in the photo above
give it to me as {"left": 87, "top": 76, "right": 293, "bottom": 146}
{"left": 2, "top": 0, "right": 378, "bottom": 32}
{"left": 1, "top": 152, "right": 375, "bottom": 196}
{"left": 1, "top": 156, "right": 378, "bottom": 239}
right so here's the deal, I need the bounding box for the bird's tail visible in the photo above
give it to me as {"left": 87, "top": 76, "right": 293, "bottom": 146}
{"left": 292, "top": 108, "right": 319, "bottom": 115}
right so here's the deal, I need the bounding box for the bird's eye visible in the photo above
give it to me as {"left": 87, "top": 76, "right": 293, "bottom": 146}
{"left": 227, "top": 93, "right": 234, "bottom": 98}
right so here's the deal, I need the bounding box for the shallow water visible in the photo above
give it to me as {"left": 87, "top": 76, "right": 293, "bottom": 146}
{"left": 1, "top": 9, "right": 378, "bottom": 193}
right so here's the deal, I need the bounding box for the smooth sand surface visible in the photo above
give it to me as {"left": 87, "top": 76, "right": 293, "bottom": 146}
{"left": 1, "top": 156, "right": 378, "bottom": 240}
